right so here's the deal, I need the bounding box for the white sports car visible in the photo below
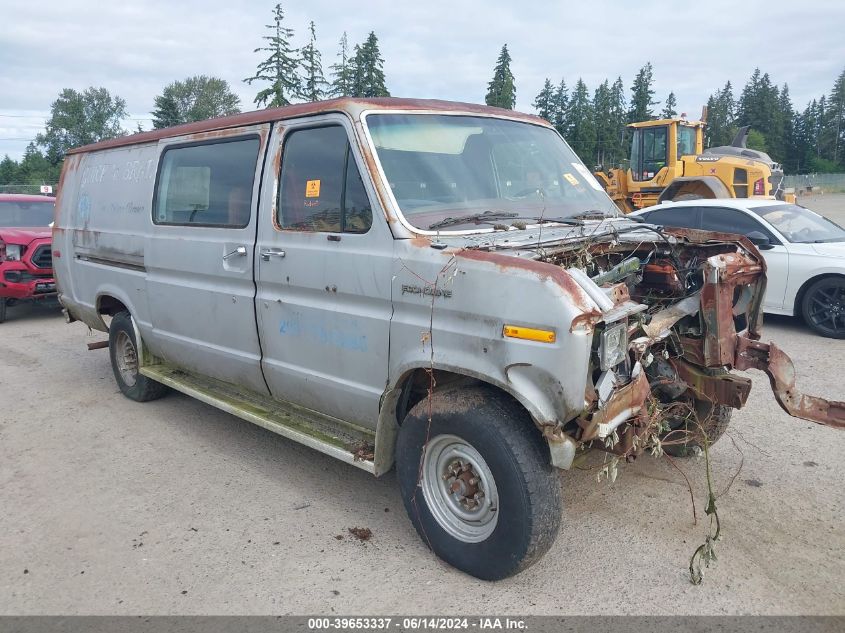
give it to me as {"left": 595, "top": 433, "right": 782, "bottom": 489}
{"left": 633, "top": 199, "right": 845, "bottom": 338}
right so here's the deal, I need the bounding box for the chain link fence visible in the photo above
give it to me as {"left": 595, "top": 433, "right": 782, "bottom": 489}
{"left": 784, "top": 173, "right": 845, "bottom": 194}
{"left": 0, "top": 184, "right": 59, "bottom": 195}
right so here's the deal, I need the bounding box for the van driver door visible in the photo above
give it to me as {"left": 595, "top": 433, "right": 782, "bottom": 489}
{"left": 254, "top": 115, "right": 393, "bottom": 428}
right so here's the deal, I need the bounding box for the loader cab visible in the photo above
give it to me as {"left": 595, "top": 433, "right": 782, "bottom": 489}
{"left": 628, "top": 120, "right": 705, "bottom": 184}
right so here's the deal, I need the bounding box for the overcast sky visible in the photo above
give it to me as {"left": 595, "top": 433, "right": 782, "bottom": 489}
{"left": 2, "top": 0, "right": 844, "bottom": 160}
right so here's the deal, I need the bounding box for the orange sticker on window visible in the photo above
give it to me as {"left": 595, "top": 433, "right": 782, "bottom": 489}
{"left": 563, "top": 173, "right": 580, "bottom": 186}
{"left": 305, "top": 179, "right": 321, "bottom": 198}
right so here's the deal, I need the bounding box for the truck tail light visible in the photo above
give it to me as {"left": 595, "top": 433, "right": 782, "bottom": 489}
{"left": 753, "top": 178, "right": 765, "bottom": 195}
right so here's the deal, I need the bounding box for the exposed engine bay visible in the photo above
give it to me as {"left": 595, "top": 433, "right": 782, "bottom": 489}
{"left": 530, "top": 222, "right": 845, "bottom": 457}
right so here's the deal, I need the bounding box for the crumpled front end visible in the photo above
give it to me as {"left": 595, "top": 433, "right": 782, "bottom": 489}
{"left": 542, "top": 225, "right": 844, "bottom": 464}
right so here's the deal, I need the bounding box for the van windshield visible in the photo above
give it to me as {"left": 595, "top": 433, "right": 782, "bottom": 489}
{"left": 0, "top": 200, "right": 55, "bottom": 227}
{"left": 366, "top": 114, "right": 620, "bottom": 231}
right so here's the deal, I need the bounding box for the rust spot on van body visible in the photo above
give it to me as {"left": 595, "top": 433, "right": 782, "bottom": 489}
{"left": 455, "top": 248, "right": 591, "bottom": 308}
{"left": 578, "top": 368, "right": 651, "bottom": 445}
{"left": 569, "top": 309, "right": 603, "bottom": 333}
{"left": 734, "top": 337, "right": 845, "bottom": 429}
{"left": 53, "top": 153, "right": 81, "bottom": 225}
{"left": 409, "top": 236, "right": 432, "bottom": 248}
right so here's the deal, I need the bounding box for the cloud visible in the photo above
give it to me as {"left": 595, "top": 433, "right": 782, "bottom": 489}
{"left": 1, "top": 0, "right": 843, "bottom": 159}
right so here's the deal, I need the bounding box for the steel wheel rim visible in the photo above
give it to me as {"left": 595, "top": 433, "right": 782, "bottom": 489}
{"left": 115, "top": 330, "right": 138, "bottom": 387}
{"left": 421, "top": 434, "right": 499, "bottom": 543}
{"left": 808, "top": 283, "right": 845, "bottom": 334}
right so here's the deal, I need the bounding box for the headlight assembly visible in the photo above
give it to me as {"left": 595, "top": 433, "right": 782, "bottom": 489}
{"left": 4, "top": 244, "right": 22, "bottom": 261}
{"left": 598, "top": 322, "right": 628, "bottom": 370}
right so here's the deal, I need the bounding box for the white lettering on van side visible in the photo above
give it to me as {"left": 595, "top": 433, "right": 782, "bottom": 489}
{"left": 81, "top": 159, "right": 154, "bottom": 187}
{"left": 122, "top": 159, "right": 155, "bottom": 182}
{"left": 81, "top": 164, "right": 110, "bottom": 186}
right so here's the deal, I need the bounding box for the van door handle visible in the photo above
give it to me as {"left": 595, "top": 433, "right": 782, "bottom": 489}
{"left": 223, "top": 245, "right": 247, "bottom": 260}
{"left": 260, "top": 248, "right": 286, "bottom": 261}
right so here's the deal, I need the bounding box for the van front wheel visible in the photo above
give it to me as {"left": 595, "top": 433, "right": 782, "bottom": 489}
{"left": 109, "top": 311, "right": 169, "bottom": 402}
{"left": 396, "top": 386, "right": 561, "bottom": 580}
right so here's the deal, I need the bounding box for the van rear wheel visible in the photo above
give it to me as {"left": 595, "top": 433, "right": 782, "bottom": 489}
{"left": 396, "top": 386, "right": 561, "bottom": 580}
{"left": 109, "top": 311, "right": 169, "bottom": 402}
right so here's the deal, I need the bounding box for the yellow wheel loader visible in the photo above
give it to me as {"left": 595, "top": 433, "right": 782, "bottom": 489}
{"left": 594, "top": 117, "right": 794, "bottom": 213}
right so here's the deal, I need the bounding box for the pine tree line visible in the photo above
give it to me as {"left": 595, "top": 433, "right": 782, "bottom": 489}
{"left": 5, "top": 28, "right": 845, "bottom": 192}
{"left": 705, "top": 68, "right": 845, "bottom": 174}
{"left": 524, "top": 52, "right": 845, "bottom": 174}
{"left": 244, "top": 3, "right": 389, "bottom": 108}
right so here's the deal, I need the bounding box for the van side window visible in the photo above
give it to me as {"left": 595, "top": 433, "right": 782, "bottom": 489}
{"left": 154, "top": 136, "right": 259, "bottom": 227}
{"left": 278, "top": 126, "right": 372, "bottom": 233}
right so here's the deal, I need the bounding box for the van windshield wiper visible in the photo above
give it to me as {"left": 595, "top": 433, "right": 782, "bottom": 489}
{"left": 523, "top": 217, "right": 585, "bottom": 226}
{"left": 568, "top": 210, "right": 617, "bottom": 221}
{"left": 428, "top": 211, "right": 519, "bottom": 230}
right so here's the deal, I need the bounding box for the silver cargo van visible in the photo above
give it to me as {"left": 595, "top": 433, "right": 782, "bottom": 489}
{"left": 54, "top": 98, "right": 844, "bottom": 580}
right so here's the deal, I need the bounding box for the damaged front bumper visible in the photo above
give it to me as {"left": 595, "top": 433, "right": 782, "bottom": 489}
{"left": 567, "top": 230, "right": 844, "bottom": 466}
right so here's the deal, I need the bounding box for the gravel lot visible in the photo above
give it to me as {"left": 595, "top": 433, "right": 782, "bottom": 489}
{"left": 1, "top": 197, "right": 843, "bottom": 616}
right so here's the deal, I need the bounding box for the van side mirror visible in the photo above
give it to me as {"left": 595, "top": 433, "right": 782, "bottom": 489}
{"left": 746, "top": 231, "right": 774, "bottom": 250}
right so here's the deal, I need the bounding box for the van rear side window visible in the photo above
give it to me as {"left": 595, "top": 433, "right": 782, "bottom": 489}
{"left": 154, "top": 136, "right": 260, "bottom": 227}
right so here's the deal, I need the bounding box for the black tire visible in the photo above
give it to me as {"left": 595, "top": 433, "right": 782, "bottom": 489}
{"left": 673, "top": 193, "right": 704, "bottom": 201}
{"left": 0, "top": 298, "right": 6, "bottom": 324}
{"left": 108, "top": 311, "right": 169, "bottom": 402}
{"left": 662, "top": 397, "right": 732, "bottom": 458}
{"left": 396, "top": 386, "right": 561, "bottom": 580}
{"left": 801, "top": 277, "right": 845, "bottom": 339}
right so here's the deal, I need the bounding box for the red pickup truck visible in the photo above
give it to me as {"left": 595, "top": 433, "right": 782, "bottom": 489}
{"left": 0, "top": 194, "right": 56, "bottom": 323}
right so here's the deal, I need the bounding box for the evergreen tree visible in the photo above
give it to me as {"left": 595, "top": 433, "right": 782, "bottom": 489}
{"left": 243, "top": 3, "right": 300, "bottom": 107}
{"left": 299, "top": 21, "right": 327, "bottom": 102}
{"left": 151, "top": 95, "right": 181, "bottom": 129}
{"left": 485, "top": 44, "right": 515, "bottom": 109}
{"left": 608, "top": 77, "right": 627, "bottom": 166}
{"left": 792, "top": 100, "right": 815, "bottom": 172}
{"left": 0, "top": 146, "right": 63, "bottom": 191}
{"left": 565, "top": 79, "right": 596, "bottom": 162}
{"left": 551, "top": 79, "right": 569, "bottom": 135}
{"left": 36, "top": 87, "right": 127, "bottom": 164}
{"left": 329, "top": 32, "right": 354, "bottom": 97}
{"left": 151, "top": 76, "right": 240, "bottom": 129}
{"left": 350, "top": 32, "right": 390, "bottom": 98}
{"left": 628, "top": 62, "right": 658, "bottom": 122}
{"left": 798, "top": 98, "right": 827, "bottom": 169}
{"left": 737, "top": 69, "right": 784, "bottom": 157}
{"left": 0, "top": 155, "right": 18, "bottom": 187}
{"left": 704, "top": 81, "right": 735, "bottom": 148}
{"left": 661, "top": 92, "right": 678, "bottom": 118}
{"left": 777, "top": 84, "right": 797, "bottom": 171}
{"left": 826, "top": 69, "right": 845, "bottom": 165}
{"left": 533, "top": 79, "right": 555, "bottom": 121}
{"left": 816, "top": 94, "right": 828, "bottom": 159}
{"left": 18, "top": 143, "right": 56, "bottom": 184}
{"left": 592, "top": 80, "right": 613, "bottom": 166}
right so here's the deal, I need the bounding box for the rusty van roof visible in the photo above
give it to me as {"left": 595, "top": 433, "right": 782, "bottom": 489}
{"left": 66, "top": 97, "right": 549, "bottom": 155}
